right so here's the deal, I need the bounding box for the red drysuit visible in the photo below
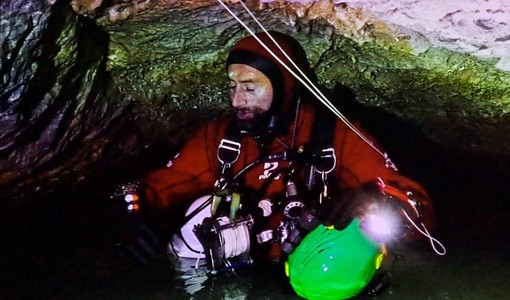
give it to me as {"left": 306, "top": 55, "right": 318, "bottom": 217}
{"left": 142, "top": 31, "right": 435, "bottom": 234}
{"left": 143, "top": 102, "right": 435, "bottom": 230}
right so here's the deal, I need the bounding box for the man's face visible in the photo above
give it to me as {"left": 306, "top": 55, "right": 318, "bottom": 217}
{"left": 228, "top": 64, "right": 273, "bottom": 122}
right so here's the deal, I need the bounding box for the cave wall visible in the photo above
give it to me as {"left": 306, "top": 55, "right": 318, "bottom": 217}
{"left": 0, "top": 0, "right": 168, "bottom": 202}
{"left": 95, "top": 0, "right": 510, "bottom": 154}
{"left": 1, "top": 0, "right": 509, "bottom": 202}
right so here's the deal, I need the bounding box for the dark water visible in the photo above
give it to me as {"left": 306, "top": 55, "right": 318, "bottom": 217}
{"left": 1, "top": 126, "right": 509, "bottom": 299}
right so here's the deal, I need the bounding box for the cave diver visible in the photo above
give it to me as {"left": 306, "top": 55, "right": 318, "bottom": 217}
{"left": 112, "top": 1, "right": 445, "bottom": 299}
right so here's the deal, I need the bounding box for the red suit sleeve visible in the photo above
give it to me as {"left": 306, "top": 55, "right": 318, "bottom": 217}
{"left": 142, "top": 123, "right": 221, "bottom": 209}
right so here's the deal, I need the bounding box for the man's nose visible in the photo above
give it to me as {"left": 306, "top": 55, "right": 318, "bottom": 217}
{"left": 231, "top": 90, "right": 247, "bottom": 108}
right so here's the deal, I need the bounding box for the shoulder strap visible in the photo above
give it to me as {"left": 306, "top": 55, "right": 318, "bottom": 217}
{"left": 310, "top": 86, "right": 337, "bottom": 173}
{"left": 310, "top": 86, "right": 337, "bottom": 150}
{"left": 306, "top": 86, "right": 339, "bottom": 204}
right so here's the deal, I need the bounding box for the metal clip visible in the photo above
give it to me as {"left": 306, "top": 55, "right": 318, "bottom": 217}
{"left": 406, "top": 191, "right": 421, "bottom": 219}
{"left": 384, "top": 153, "right": 398, "bottom": 171}
{"left": 217, "top": 138, "right": 241, "bottom": 166}
{"left": 314, "top": 147, "right": 336, "bottom": 175}
{"left": 320, "top": 171, "right": 328, "bottom": 204}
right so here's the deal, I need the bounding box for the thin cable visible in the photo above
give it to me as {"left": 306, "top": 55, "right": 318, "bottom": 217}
{"left": 194, "top": 256, "right": 202, "bottom": 269}
{"left": 218, "top": 0, "right": 397, "bottom": 170}
{"left": 402, "top": 209, "right": 446, "bottom": 255}
{"left": 290, "top": 96, "right": 301, "bottom": 149}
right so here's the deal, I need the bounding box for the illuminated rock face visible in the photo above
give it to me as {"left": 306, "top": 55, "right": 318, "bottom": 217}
{"left": 337, "top": 0, "right": 510, "bottom": 71}
{"left": 0, "top": 0, "right": 509, "bottom": 200}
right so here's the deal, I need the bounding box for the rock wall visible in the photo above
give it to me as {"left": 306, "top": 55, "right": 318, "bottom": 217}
{"left": 337, "top": 0, "right": 510, "bottom": 71}
{"left": 1, "top": 0, "right": 509, "bottom": 202}
{"left": 94, "top": 0, "right": 510, "bottom": 153}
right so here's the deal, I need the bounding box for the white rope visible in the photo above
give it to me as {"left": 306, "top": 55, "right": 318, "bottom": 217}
{"left": 217, "top": 216, "right": 251, "bottom": 259}
{"left": 216, "top": 0, "right": 397, "bottom": 171}
{"left": 402, "top": 209, "right": 446, "bottom": 255}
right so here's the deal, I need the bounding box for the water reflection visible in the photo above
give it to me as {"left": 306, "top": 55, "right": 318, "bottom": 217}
{"left": 170, "top": 255, "right": 254, "bottom": 299}
{"left": 2, "top": 124, "right": 509, "bottom": 299}
{"left": 171, "top": 256, "right": 210, "bottom": 295}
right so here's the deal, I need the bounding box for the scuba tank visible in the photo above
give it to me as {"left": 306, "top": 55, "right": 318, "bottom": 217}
{"left": 168, "top": 195, "right": 212, "bottom": 259}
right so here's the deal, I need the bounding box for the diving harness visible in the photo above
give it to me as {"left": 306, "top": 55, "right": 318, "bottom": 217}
{"left": 168, "top": 132, "right": 441, "bottom": 269}
{"left": 168, "top": 132, "right": 444, "bottom": 300}
{"left": 169, "top": 129, "right": 338, "bottom": 274}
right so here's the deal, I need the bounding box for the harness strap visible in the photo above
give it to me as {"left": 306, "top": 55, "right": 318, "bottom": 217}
{"left": 213, "top": 130, "right": 242, "bottom": 218}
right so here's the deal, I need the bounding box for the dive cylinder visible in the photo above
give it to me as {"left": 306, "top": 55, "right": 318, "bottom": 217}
{"left": 168, "top": 195, "right": 211, "bottom": 259}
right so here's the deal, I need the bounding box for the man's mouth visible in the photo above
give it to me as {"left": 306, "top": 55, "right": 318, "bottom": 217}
{"left": 236, "top": 110, "right": 256, "bottom": 120}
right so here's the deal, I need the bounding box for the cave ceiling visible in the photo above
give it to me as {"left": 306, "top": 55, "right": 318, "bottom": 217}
{"left": 1, "top": 0, "right": 509, "bottom": 202}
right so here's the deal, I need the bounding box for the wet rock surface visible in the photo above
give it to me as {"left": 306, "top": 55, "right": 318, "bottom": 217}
{"left": 1, "top": 0, "right": 509, "bottom": 202}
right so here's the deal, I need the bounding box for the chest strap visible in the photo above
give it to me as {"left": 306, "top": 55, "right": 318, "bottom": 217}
{"left": 213, "top": 137, "right": 242, "bottom": 218}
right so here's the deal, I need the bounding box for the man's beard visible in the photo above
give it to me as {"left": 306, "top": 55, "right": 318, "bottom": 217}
{"left": 234, "top": 108, "right": 269, "bottom": 133}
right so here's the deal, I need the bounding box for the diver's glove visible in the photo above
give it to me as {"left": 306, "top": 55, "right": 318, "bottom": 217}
{"left": 319, "top": 182, "right": 384, "bottom": 230}
{"left": 111, "top": 182, "right": 164, "bottom": 264}
{"left": 375, "top": 178, "right": 423, "bottom": 223}
{"left": 321, "top": 180, "right": 423, "bottom": 242}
